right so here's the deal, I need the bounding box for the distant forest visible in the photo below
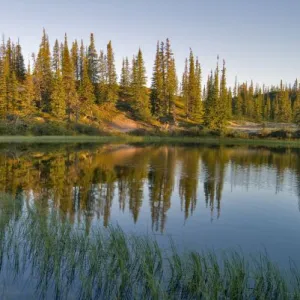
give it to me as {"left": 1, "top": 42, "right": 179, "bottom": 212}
{"left": 0, "top": 30, "right": 299, "bottom": 131}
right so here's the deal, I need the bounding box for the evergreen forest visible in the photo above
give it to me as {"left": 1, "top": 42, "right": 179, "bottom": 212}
{"left": 0, "top": 30, "right": 299, "bottom": 136}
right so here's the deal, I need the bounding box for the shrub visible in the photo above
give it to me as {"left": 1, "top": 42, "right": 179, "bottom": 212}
{"left": 226, "top": 131, "right": 250, "bottom": 139}
{"left": 292, "top": 130, "right": 300, "bottom": 139}
{"left": 269, "top": 130, "right": 288, "bottom": 139}
{"left": 30, "top": 122, "right": 73, "bottom": 136}
{"left": 0, "top": 120, "right": 29, "bottom": 135}
{"left": 71, "top": 123, "right": 103, "bottom": 136}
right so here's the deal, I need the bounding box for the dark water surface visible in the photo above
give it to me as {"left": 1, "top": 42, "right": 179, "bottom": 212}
{"left": 1, "top": 143, "right": 300, "bottom": 266}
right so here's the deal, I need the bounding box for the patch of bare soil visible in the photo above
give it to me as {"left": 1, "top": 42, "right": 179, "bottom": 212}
{"left": 228, "top": 121, "right": 297, "bottom": 133}
{"left": 105, "top": 114, "right": 140, "bottom": 132}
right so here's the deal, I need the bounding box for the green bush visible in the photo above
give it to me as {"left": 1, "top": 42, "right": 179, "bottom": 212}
{"left": 0, "top": 120, "right": 29, "bottom": 135}
{"left": 71, "top": 123, "right": 104, "bottom": 135}
{"left": 30, "top": 122, "right": 73, "bottom": 136}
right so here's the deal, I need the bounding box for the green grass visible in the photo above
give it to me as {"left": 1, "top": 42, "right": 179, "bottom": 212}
{"left": 0, "top": 193, "right": 300, "bottom": 299}
{"left": 0, "top": 135, "right": 299, "bottom": 148}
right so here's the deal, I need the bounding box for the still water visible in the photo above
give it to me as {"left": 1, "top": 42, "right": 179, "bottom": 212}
{"left": 1, "top": 143, "right": 300, "bottom": 266}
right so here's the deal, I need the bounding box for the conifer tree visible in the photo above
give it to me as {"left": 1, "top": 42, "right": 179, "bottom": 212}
{"left": 5, "top": 39, "right": 13, "bottom": 71}
{"left": 52, "top": 39, "right": 60, "bottom": 74}
{"left": 293, "top": 88, "right": 300, "bottom": 124}
{"left": 87, "top": 33, "right": 99, "bottom": 84}
{"left": 193, "top": 57, "right": 204, "bottom": 122}
{"left": 218, "top": 60, "right": 228, "bottom": 129}
{"left": 62, "top": 34, "right": 78, "bottom": 122}
{"left": 106, "top": 41, "right": 118, "bottom": 103}
{"left": 71, "top": 40, "right": 80, "bottom": 81}
{"left": 276, "top": 81, "right": 292, "bottom": 122}
{"left": 15, "top": 42, "right": 25, "bottom": 82}
{"left": 131, "top": 49, "right": 150, "bottom": 120}
{"left": 187, "top": 50, "right": 196, "bottom": 118}
{"left": 34, "top": 29, "right": 52, "bottom": 112}
{"left": 120, "top": 57, "right": 131, "bottom": 99}
{"left": 205, "top": 61, "right": 220, "bottom": 129}
{"left": 181, "top": 59, "right": 189, "bottom": 118}
{"left": 227, "top": 88, "right": 233, "bottom": 118}
{"left": 295, "top": 101, "right": 300, "bottom": 126}
{"left": 265, "top": 93, "right": 271, "bottom": 120}
{"left": 205, "top": 71, "right": 213, "bottom": 119}
{"left": 233, "top": 84, "right": 243, "bottom": 117}
{"left": 79, "top": 56, "right": 95, "bottom": 116}
{"left": 22, "top": 63, "right": 35, "bottom": 115}
{"left": 247, "top": 81, "right": 254, "bottom": 118}
{"left": 0, "top": 60, "right": 7, "bottom": 118}
{"left": 98, "top": 50, "right": 107, "bottom": 104}
{"left": 79, "top": 40, "right": 85, "bottom": 81}
{"left": 186, "top": 52, "right": 203, "bottom": 123}
{"left": 254, "top": 88, "right": 263, "bottom": 122}
{"left": 165, "top": 39, "right": 177, "bottom": 118}
{"left": 150, "top": 42, "right": 164, "bottom": 116}
{"left": 51, "top": 74, "right": 66, "bottom": 119}
{"left": 7, "top": 71, "right": 18, "bottom": 115}
{"left": 51, "top": 56, "right": 66, "bottom": 120}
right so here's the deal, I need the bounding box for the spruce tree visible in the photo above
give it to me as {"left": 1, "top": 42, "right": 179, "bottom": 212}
{"left": 131, "top": 49, "right": 150, "bottom": 120}
{"left": 7, "top": 71, "right": 18, "bottom": 115}
{"left": 98, "top": 50, "right": 107, "bottom": 104}
{"left": 22, "top": 63, "right": 35, "bottom": 116}
{"left": 293, "top": 87, "right": 300, "bottom": 124}
{"left": 106, "top": 41, "right": 118, "bottom": 103}
{"left": 205, "top": 71, "right": 213, "bottom": 121}
{"left": 276, "top": 81, "right": 292, "bottom": 122}
{"left": 79, "top": 56, "right": 95, "bottom": 116}
{"left": 87, "top": 33, "right": 99, "bottom": 84}
{"left": 71, "top": 40, "right": 80, "bottom": 82}
{"left": 295, "top": 99, "right": 300, "bottom": 126}
{"left": 181, "top": 59, "right": 189, "bottom": 118}
{"left": 79, "top": 40, "right": 85, "bottom": 81}
{"left": 165, "top": 39, "right": 177, "bottom": 118}
{"left": 265, "top": 93, "right": 272, "bottom": 121}
{"left": 51, "top": 51, "right": 66, "bottom": 120}
{"left": 52, "top": 39, "right": 60, "bottom": 74}
{"left": 0, "top": 60, "right": 7, "bottom": 118}
{"left": 194, "top": 57, "right": 204, "bottom": 123}
{"left": 247, "top": 81, "right": 254, "bottom": 118}
{"left": 120, "top": 57, "right": 131, "bottom": 100}
{"left": 218, "top": 60, "right": 228, "bottom": 130}
{"left": 150, "top": 42, "right": 164, "bottom": 116}
{"left": 15, "top": 42, "right": 25, "bottom": 82}
{"left": 227, "top": 88, "right": 233, "bottom": 118}
{"left": 254, "top": 88, "right": 263, "bottom": 122}
{"left": 34, "top": 29, "right": 52, "bottom": 112}
{"left": 51, "top": 74, "right": 66, "bottom": 120}
{"left": 5, "top": 39, "right": 13, "bottom": 72}
{"left": 205, "top": 61, "right": 220, "bottom": 129}
{"left": 187, "top": 49, "right": 196, "bottom": 119}
{"left": 62, "top": 34, "right": 78, "bottom": 122}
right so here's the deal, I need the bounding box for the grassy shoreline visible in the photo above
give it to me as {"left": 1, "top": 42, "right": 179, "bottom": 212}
{"left": 0, "top": 135, "right": 299, "bottom": 147}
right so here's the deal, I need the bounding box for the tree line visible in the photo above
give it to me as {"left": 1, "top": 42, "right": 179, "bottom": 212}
{"left": 0, "top": 30, "right": 299, "bottom": 131}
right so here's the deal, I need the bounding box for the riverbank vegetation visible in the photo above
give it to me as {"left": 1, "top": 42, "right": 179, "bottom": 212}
{"left": 0, "top": 135, "right": 299, "bottom": 148}
{"left": 0, "top": 193, "right": 299, "bottom": 299}
{"left": 0, "top": 31, "right": 299, "bottom": 138}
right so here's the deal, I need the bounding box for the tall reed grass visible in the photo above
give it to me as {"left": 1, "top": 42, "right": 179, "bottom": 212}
{"left": 0, "top": 193, "right": 299, "bottom": 299}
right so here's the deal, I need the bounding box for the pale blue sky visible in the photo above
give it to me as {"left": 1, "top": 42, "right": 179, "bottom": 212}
{"left": 1, "top": 0, "right": 299, "bottom": 87}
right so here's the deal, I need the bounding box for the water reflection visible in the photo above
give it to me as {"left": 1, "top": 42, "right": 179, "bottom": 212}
{"left": 0, "top": 144, "right": 299, "bottom": 232}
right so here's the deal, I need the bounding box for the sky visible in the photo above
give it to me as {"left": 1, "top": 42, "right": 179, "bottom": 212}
{"left": 1, "top": 0, "right": 300, "bottom": 88}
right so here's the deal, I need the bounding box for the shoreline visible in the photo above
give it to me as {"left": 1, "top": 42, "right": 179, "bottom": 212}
{"left": 0, "top": 135, "right": 299, "bottom": 147}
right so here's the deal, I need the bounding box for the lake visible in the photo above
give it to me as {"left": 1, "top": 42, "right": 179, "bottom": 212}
{"left": 0, "top": 142, "right": 299, "bottom": 298}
